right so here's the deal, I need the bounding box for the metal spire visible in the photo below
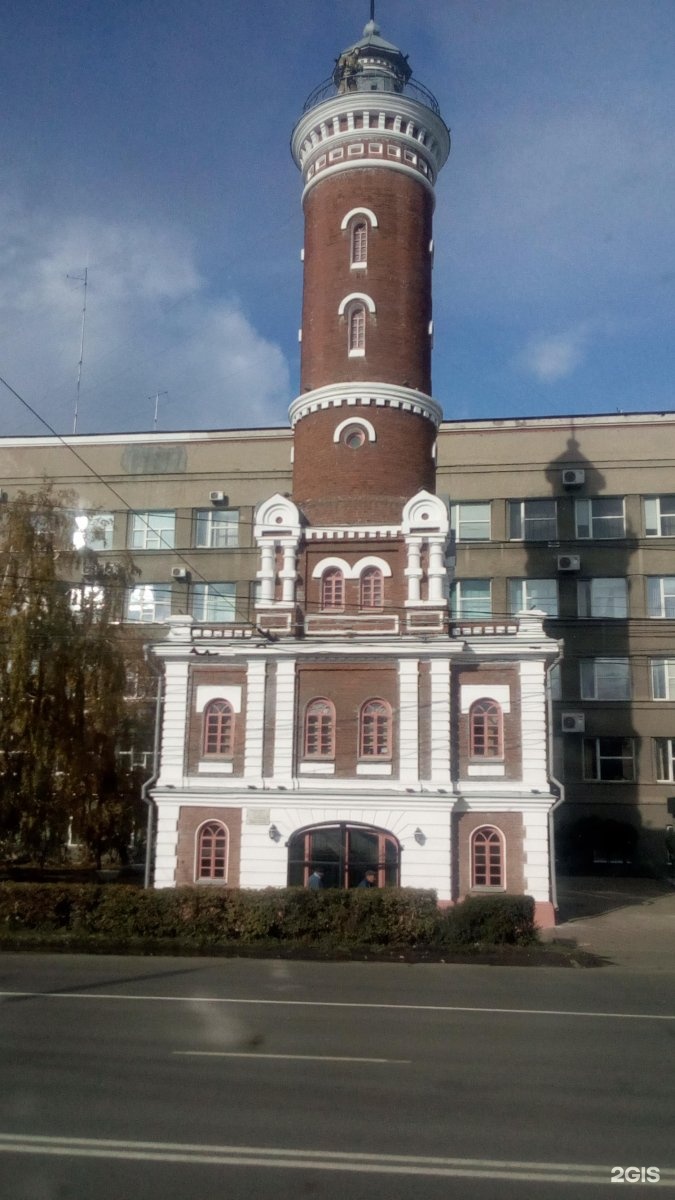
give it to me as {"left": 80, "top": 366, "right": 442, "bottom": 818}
{"left": 370, "top": 0, "right": 375, "bottom": 20}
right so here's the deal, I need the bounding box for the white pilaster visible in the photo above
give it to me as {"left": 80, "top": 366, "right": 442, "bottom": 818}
{"left": 405, "top": 541, "right": 422, "bottom": 602}
{"left": 258, "top": 543, "right": 275, "bottom": 603}
{"left": 398, "top": 658, "right": 419, "bottom": 782}
{"left": 244, "top": 660, "right": 267, "bottom": 781}
{"left": 153, "top": 802, "right": 180, "bottom": 888}
{"left": 519, "top": 659, "right": 549, "bottom": 787}
{"left": 427, "top": 538, "right": 446, "bottom": 602}
{"left": 429, "top": 658, "right": 451, "bottom": 783}
{"left": 157, "top": 661, "right": 189, "bottom": 785}
{"left": 522, "top": 805, "right": 552, "bottom": 902}
{"left": 280, "top": 542, "right": 297, "bottom": 604}
{"left": 273, "top": 659, "right": 297, "bottom": 781}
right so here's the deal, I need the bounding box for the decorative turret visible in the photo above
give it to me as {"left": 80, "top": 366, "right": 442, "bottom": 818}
{"left": 288, "top": 15, "right": 450, "bottom": 526}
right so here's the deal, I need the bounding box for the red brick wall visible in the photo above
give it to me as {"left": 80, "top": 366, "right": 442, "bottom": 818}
{"left": 293, "top": 405, "right": 436, "bottom": 525}
{"left": 300, "top": 170, "right": 433, "bottom": 394}
{"left": 301, "top": 538, "right": 407, "bottom": 617}
{"left": 454, "top": 810, "right": 525, "bottom": 898}
{"left": 296, "top": 663, "right": 398, "bottom": 777}
{"left": 186, "top": 667, "right": 247, "bottom": 776}
{"left": 175, "top": 806, "right": 242, "bottom": 887}
{"left": 453, "top": 663, "right": 522, "bottom": 780}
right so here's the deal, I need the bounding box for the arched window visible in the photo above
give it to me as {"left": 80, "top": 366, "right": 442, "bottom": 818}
{"left": 321, "top": 568, "right": 344, "bottom": 610}
{"left": 471, "top": 826, "right": 504, "bottom": 888}
{"left": 359, "top": 699, "right": 392, "bottom": 758}
{"left": 360, "top": 567, "right": 383, "bottom": 609}
{"left": 287, "top": 822, "right": 400, "bottom": 889}
{"left": 304, "top": 698, "right": 335, "bottom": 759}
{"left": 348, "top": 304, "right": 366, "bottom": 355}
{"left": 469, "top": 698, "right": 503, "bottom": 758}
{"left": 351, "top": 220, "right": 368, "bottom": 266}
{"left": 197, "top": 821, "right": 229, "bottom": 880}
{"left": 203, "top": 699, "right": 234, "bottom": 757}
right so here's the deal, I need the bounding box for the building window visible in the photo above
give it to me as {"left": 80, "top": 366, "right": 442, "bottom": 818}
{"left": 655, "top": 738, "right": 675, "bottom": 782}
{"left": 287, "top": 822, "right": 400, "bottom": 889}
{"left": 577, "top": 578, "right": 628, "bottom": 618}
{"left": 342, "top": 425, "right": 366, "bottom": 449}
{"left": 191, "top": 582, "right": 236, "bottom": 622}
{"left": 195, "top": 509, "right": 239, "bottom": 548}
{"left": 197, "top": 821, "right": 229, "bottom": 881}
{"left": 351, "top": 221, "right": 368, "bottom": 266}
{"left": 360, "top": 567, "right": 383, "bottom": 609}
{"left": 321, "top": 569, "right": 344, "bottom": 610}
{"left": 359, "top": 699, "right": 392, "bottom": 759}
{"left": 583, "top": 737, "right": 636, "bottom": 782}
{"left": 508, "top": 499, "right": 557, "bottom": 541}
{"left": 471, "top": 827, "right": 504, "bottom": 888}
{"left": 508, "top": 578, "right": 558, "bottom": 616}
{"left": 348, "top": 304, "right": 366, "bottom": 356}
{"left": 70, "top": 511, "right": 114, "bottom": 551}
{"left": 128, "top": 510, "right": 175, "bottom": 550}
{"left": 126, "top": 583, "right": 172, "bottom": 624}
{"left": 575, "top": 497, "right": 626, "bottom": 539}
{"left": 451, "top": 580, "right": 492, "bottom": 619}
{"left": 650, "top": 659, "right": 675, "bottom": 700}
{"left": 203, "top": 699, "right": 234, "bottom": 757}
{"left": 469, "top": 699, "right": 503, "bottom": 759}
{"left": 450, "top": 502, "right": 491, "bottom": 542}
{"left": 580, "top": 658, "right": 631, "bottom": 700}
{"left": 645, "top": 496, "right": 675, "bottom": 537}
{"left": 647, "top": 577, "right": 675, "bottom": 618}
{"left": 304, "top": 699, "right": 335, "bottom": 759}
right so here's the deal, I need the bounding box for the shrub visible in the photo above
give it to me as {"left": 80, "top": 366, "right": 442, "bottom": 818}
{"left": 437, "top": 894, "right": 536, "bottom": 946}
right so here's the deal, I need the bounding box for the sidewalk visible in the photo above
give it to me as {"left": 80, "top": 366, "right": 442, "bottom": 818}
{"left": 541, "top": 877, "right": 675, "bottom": 971}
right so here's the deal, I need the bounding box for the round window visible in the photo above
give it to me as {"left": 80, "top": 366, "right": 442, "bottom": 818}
{"left": 343, "top": 426, "right": 366, "bottom": 449}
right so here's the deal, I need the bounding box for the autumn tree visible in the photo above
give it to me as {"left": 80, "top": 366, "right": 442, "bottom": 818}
{"left": 0, "top": 485, "right": 146, "bottom": 867}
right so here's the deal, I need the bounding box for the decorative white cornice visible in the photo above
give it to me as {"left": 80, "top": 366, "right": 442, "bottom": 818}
{"left": 289, "top": 381, "right": 442, "bottom": 429}
{"left": 291, "top": 93, "right": 450, "bottom": 176}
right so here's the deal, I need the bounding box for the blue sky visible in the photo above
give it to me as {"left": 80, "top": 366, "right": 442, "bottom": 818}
{"left": 1, "top": 0, "right": 673, "bottom": 435}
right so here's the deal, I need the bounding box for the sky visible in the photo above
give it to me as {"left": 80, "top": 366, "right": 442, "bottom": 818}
{"left": 1, "top": 0, "right": 674, "bottom": 436}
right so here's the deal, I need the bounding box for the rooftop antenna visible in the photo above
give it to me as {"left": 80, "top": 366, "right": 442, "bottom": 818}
{"left": 370, "top": 0, "right": 376, "bottom": 20}
{"left": 150, "top": 390, "right": 168, "bottom": 431}
{"left": 67, "top": 267, "right": 88, "bottom": 435}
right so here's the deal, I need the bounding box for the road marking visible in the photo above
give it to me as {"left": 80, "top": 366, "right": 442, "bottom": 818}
{"left": 1, "top": 990, "right": 673, "bottom": 1022}
{"left": 173, "top": 1051, "right": 411, "bottom": 1063}
{"left": 1, "top": 1133, "right": 673, "bottom": 1186}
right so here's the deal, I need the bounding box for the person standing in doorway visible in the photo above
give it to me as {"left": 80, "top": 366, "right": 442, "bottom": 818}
{"left": 356, "top": 870, "right": 377, "bottom": 888}
{"left": 307, "top": 867, "right": 325, "bottom": 890}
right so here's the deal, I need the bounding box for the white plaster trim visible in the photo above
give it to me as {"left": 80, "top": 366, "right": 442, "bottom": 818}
{"left": 353, "top": 555, "right": 392, "bottom": 578}
{"left": 157, "top": 662, "right": 189, "bottom": 786}
{"left": 338, "top": 292, "right": 376, "bottom": 316}
{"left": 243, "top": 660, "right": 266, "bottom": 779}
{"left": 398, "top": 659, "right": 419, "bottom": 783}
{"left": 291, "top": 95, "right": 450, "bottom": 173}
{"left": 301, "top": 159, "right": 437, "bottom": 202}
{"left": 273, "top": 659, "right": 296, "bottom": 779}
{"left": 467, "top": 764, "right": 506, "bottom": 777}
{"left": 333, "top": 415, "right": 376, "bottom": 443}
{"left": 311, "top": 555, "right": 352, "bottom": 579}
{"left": 299, "top": 762, "right": 336, "bottom": 775}
{"left": 340, "top": 207, "right": 379, "bottom": 230}
{"left": 195, "top": 685, "right": 242, "bottom": 714}
{"left": 198, "top": 760, "right": 234, "bottom": 774}
{"left": 460, "top": 685, "right": 511, "bottom": 714}
{"left": 356, "top": 762, "right": 393, "bottom": 776}
{"left": 289, "top": 381, "right": 442, "bottom": 429}
{"left": 519, "top": 659, "right": 549, "bottom": 788}
{"left": 429, "top": 659, "right": 451, "bottom": 783}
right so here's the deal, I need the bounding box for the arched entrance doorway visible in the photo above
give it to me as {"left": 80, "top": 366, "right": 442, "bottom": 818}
{"left": 287, "top": 822, "right": 400, "bottom": 889}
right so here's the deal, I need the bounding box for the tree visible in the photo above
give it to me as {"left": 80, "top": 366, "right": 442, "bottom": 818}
{"left": 0, "top": 485, "right": 144, "bottom": 867}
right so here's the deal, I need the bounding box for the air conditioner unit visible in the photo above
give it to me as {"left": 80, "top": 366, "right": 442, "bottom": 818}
{"left": 562, "top": 468, "right": 585, "bottom": 488}
{"left": 561, "top": 712, "right": 585, "bottom": 733}
{"left": 557, "top": 554, "right": 581, "bottom": 572}
{"left": 171, "top": 567, "right": 189, "bottom": 580}
{"left": 209, "top": 491, "right": 228, "bottom": 505}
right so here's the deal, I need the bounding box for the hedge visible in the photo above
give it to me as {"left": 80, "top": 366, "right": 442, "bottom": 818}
{"left": 0, "top": 883, "right": 537, "bottom": 950}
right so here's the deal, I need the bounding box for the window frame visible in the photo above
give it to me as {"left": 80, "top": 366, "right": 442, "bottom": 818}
{"left": 190, "top": 582, "right": 237, "bottom": 623}
{"left": 360, "top": 567, "right": 384, "bottom": 610}
{"left": 577, "top": 577, "right": 628, "bottom": 619}
{"left": 507, "top": 499, "right": 558, "bottom": 542}
{"left": 507, "top": 578, "right": 559, "bottom": 617}
{"left": 347, "top": 303, "right": 366, "bottom": 356}
{"left": 450, "top": 502, "right": 492, "bottom": 543}
{"left": 194, "top": 509, "right": 239, "bottom": 549}
{"left": 655, "top": 738, "right": 675, "bottom": 783}
{"left": 350, "top": 220, "right": 368, "bottom": 267}
{"left": 471, "top": 826, "right": 505, "bottom": 889}
{"left": 195, "top": 820, "right": 229, "bottom": 882}
{"left": 202, "top": 698, "right": 235, "bottom": 758}
{"left": 125, "top": 583, "right": 173, "bottom": 624}
{"left": 451, "top": 579, "right": 492, "bottom": 619}
{"left": 579, "top": 657, "right": 631, "bottom": 701}
{"left": 304, "top": 698, "right": 336, "bottom": 760}
{"left": 575, "top": 496, "right": 626, "bottom": 540}
{"left": 650, "top": 658, "right": 675, "bottom": 700}
{"left": 359, "top": 699, "right": 392, "bottom": 760}
{"left": 647, "top": 576, "right": 675, "bottom": 619}
{"left": 321, "top": 568, "right": 345, "bottom": 611}
{"left": 469, "top": 699, "right": 504, "bottom": 760}
{"left": 128, "top": 510, "right": 176, "bottom": 551}
{"left": 583, "top": 737, "right": 636, "bottom": 782}
{"left": 645, "top": 495, "right": 675, "bottom": 538}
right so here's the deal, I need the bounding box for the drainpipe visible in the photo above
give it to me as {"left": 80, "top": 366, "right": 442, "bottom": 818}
{"left": 546, "top": 645, "right": 565, "bottom": 914}
{"left": 140, "top": 648, "right": 164, "bottom": 890}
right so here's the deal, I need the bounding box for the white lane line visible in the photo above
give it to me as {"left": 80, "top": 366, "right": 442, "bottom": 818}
{"left": 173, "top": 1051, "right": 411, "bottom": 1063}
{"left": 2, "top": 1134, "right": 672, "bottom": 1186}
{"left": 1, "top": 990, "right": 673, "bottom": 1022}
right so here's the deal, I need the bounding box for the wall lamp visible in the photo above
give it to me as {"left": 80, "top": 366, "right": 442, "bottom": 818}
{"left": 414, "top": 827, "right": 426, "bottom": 846}
{"left": 268, "top": 824, "right": 282, "bottom": 842}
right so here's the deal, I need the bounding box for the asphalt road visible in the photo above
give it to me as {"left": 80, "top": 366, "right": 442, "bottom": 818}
{"left": 1, "top": 954, "right": 674, "bottom": 1199}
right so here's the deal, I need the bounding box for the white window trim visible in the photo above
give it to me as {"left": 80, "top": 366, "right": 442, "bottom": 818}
{"left": 333, "top": 416, "right": 376, "bottom": 444}
{"left": 338, "top": 292, "right": 376, "bottom": 316}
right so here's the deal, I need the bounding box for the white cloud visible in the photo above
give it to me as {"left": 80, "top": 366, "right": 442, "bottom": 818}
{"left": 0, "top": 201, "right": 291, "bottom": 435}
{"left": 518, "top": 327, "right": 590, "bottom": 383}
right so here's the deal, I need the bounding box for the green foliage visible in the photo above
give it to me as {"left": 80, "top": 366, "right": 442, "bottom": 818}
{"left": 0, "top": 484, "right": 145, "bottom": 866}
{"left": 0, "top": 883, "right": 537, "bottom": 950}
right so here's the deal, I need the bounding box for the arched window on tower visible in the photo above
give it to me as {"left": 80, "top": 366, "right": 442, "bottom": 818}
{"left": 359, "top": 699, "right": 392, "bottom": 759}
{"left": 304, "top": 698, "right": 335, "bottom": 759}
{"left": 203, "top": 699, "right": 234, "bottom": 757}
{"left": 196, "top": 821, "right": 229, "bottom": 881}
{"left": 471, "top": 826, "right": 504, "bottom": 888}
{"left": 348, "top": 304, "right": 366, "bottom": 356}
{"left": 469, "top": 698, "right": 503, "bottom": 759}
{"left": 360, "top": 567, "right": 383, "bottom": 609}
{"left": 351, "top": 220, "right": 368, "bottom": 266}
{"left": 321, "top": 568, "right": 344, "bottom": 611}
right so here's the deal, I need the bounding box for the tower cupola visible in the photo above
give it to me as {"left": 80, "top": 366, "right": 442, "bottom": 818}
{"left": 333, "top": 19, "right": 412, "bottom": 97}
